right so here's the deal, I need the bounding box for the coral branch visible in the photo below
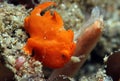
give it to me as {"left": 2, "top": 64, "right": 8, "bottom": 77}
{"left": 48, "top": 7, "right": 104, "bottom": 81}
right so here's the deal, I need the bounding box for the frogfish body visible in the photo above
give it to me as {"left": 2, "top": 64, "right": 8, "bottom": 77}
{"left": 24, "top": 2, "right": 76, "bottom": 68}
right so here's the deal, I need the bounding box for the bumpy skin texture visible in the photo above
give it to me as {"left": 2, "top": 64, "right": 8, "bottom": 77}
{"left": 24, "top": 2, "right": 76, "bottom": 68}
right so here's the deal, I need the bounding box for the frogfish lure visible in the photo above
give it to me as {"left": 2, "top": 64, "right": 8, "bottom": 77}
{"left": 23, "top": 2, "right": 76, "bottom": 68}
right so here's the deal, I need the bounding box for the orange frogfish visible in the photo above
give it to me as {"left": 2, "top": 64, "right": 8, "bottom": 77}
{"left": 23, "top": 2, "right": 76, "bottom": 68}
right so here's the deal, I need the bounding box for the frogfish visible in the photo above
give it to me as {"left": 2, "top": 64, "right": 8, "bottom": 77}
{"left": 23, "top": 2, "right": 76, "bottom": 68}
